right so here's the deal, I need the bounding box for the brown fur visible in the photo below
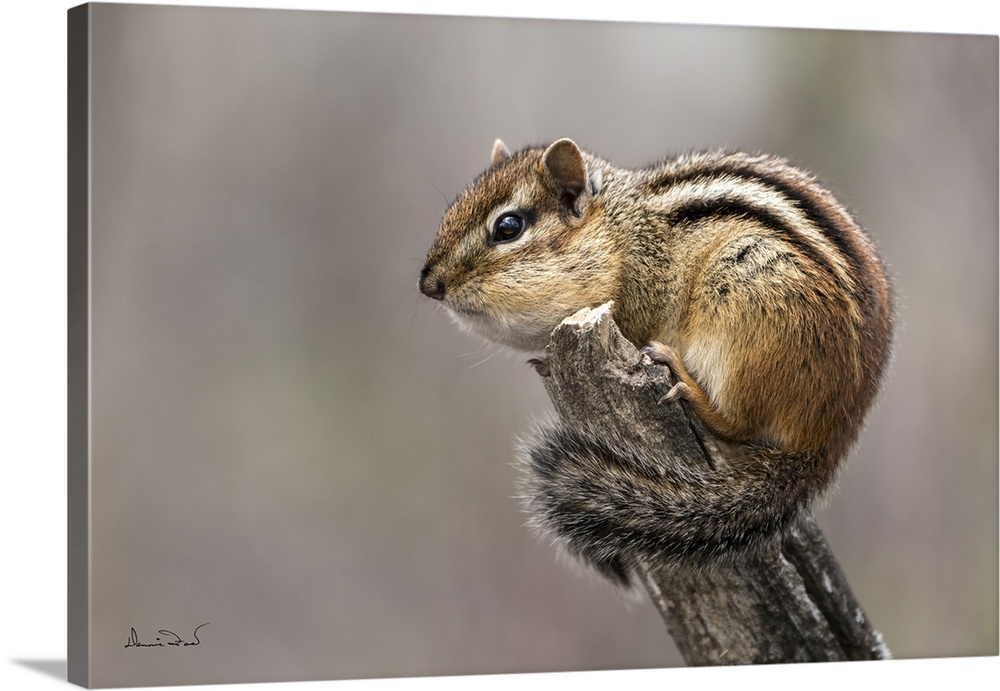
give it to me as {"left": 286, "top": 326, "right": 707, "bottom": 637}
{"left": 420, "top": 138, "right": 894, "bottom": 580}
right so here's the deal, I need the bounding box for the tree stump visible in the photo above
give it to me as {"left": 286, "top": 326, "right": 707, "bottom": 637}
{"left": 521, "top": 303, "right": 890, "bottom": 665}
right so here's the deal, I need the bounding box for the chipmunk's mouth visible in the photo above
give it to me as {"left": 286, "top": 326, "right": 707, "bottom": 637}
{"left": 441, "top": 301, "right": 554, "bottom": 352}
{"left": 438, "top": 297, "right": 484, "bottom": 323}
{"left": 445, "top": 302, "right": 481, "bottom": 316}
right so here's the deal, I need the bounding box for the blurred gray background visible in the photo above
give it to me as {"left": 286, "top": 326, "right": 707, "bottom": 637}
{"left": 84, "top": 4, "right": 998, "bottom": 687}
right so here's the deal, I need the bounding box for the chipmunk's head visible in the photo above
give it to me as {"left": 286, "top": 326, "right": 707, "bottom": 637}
{"left": 419, "top": 138, "right": 617, "bottom": 351}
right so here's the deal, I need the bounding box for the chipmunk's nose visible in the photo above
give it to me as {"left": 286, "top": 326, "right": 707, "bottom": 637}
{"left": 419, "top": 264, "right": 445, "bottom": 300}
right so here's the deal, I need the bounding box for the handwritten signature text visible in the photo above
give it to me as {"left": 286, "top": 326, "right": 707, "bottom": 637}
{"left": 124, "top": 623, "right": 209, "bottom": 649}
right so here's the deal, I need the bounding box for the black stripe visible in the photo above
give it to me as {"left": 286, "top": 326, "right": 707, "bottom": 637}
{"left": 663, "top": 196, "right": 844, "bottom": 286}
{"left": 650, "top": 158, "right": 868, "bottom": 290}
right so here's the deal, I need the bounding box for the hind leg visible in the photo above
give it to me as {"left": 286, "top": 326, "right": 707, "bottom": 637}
{"left": 641, "top": 341, "right": 739, "bottom": 440}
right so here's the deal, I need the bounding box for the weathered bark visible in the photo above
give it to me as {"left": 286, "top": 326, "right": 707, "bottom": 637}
{"left": 528, "top": 303, "right": 890, "bottom": 665}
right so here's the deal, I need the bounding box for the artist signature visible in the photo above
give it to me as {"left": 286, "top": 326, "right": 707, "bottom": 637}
{"left": 124, "top": 623, "right": 209, "bottom": 649}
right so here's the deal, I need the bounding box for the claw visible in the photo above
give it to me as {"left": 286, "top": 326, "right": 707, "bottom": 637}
{"left": 641, "top": 341, "right": 682, "bottom": 369}
{"left": 642, "top": 342, "right": 685, "bottom": 381}
{"left": 527, "top": 358, "right": 551, "bottom": 377}
{"left": 640, "top": 342, "right": 672, "bottom": 366}
{"left": 642, "top": 342, "right": 690, "bottom": 405}
{"left": 658, "top": 381, "right": 689, "bottom": 405}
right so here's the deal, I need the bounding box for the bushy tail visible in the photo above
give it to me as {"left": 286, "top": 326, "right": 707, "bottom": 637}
{"left": 518, "top": 422, "right": 826, "bottom": 586}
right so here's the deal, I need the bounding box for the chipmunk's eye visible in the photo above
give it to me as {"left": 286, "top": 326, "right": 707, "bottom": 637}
{"left": 492, "top": 213, "right": 526, "bottom": 243}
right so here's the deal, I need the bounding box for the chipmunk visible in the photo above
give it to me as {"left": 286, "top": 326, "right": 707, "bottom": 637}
{"left": 419, "top": 138, "right": 893, "bottom": 585}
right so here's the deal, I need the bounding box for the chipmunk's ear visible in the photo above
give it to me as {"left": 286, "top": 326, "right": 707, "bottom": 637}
{"left": 491, "top": 139, "right": 510, "bottom": 166}
{"left": 541, "top": 139, "right": 587, "bottom": 210}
